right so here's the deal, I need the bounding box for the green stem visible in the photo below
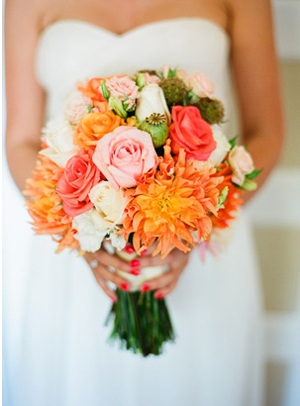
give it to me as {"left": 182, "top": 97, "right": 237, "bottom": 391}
{"left": 106, "top": 289, "right": 175, "bottom": 356}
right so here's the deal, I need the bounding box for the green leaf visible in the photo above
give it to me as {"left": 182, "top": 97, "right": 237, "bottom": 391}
{"left": 186, "top": 90, "right": 199, "bottom": 105}
{"left": 136, "top": 73, "right": 146, "bottom": 90}
{"left": 87, "top": 104, "right": 93, "bottom": 113}
{"left": 246, "top": 169, "right": 262, "bottom": 180}
{"left": 109, "top": 97, "right": 127, "bottom": 119}
{"left": 101, "top": 80, "right": 110, "bottom": 100}
{"left": 229, "top": 136, "right": 238, "bottom": 149}
{"left": 216, "top": 186, "right": 229, "bottom": 210}
{"left": 167, "top": 68, "right": 177, "bottom": 78}
{"left": 241, "top": 179, "right": 258, "bottom": 191}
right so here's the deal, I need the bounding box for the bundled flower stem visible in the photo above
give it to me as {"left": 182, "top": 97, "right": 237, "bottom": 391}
{"left": 106, "top": 289, "right": 175, "bottom": 356}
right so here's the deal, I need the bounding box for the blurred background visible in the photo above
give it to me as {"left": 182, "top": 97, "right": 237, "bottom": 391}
{"left": 2, "top": 0, "right": 300, "bottom": 405}
{"left": 247, "top": 1, "right": 300, "bottom": 405}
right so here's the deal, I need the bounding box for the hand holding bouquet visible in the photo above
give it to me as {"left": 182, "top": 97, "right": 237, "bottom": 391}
{"left": 24, "top": 66, "right": 260, "bottom": 356}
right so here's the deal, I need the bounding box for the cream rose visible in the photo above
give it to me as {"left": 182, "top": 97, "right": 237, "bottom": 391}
{"left": 135, "top": 84, "right": 171, "bottom": 124}
{"left": 228, "top": 146, "right": 255, "bottom": 186}
{"left": 208, "top": 126, "right": 231, "bottom": 165}
{"left": 89, "top": 181, "right": 127, "bottom": 225}
{"left": 40, "top": 116, "right": 80, "bottom": 167}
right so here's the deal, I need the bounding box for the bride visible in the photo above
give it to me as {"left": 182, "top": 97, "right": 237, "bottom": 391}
{"left": 4, "top": 0, "right": 284, "bottom": 405}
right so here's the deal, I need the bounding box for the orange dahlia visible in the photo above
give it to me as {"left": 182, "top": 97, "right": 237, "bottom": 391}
{"left": 122, "top": 143, "right": 223, "bottom": 257}
{"left": 24, "top": 155, "right": 79, "bottom": 252}
{"left": 211, "top": 163, "right": 243, "bottom": 229}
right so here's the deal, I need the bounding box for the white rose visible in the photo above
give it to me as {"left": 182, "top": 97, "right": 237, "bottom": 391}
{"left": 228, "top": 146, "right": 255, "bottom": 186}
{"left": 135, "top": 84, "right": 171, "bottom": 124}
{"left": 40, "top": 116, "right": 79, "bottom": 167}
{"left": 89, "top": 181, "right": 127, "bottom": 225}
{"left": 109, "top": 232, "right": 127, "bottom": 251}
{"left": 72, "top": 209, "right": 108, "bottom": 252}
{"left": 208, "top": 126, "right": 231, "bottom": 165}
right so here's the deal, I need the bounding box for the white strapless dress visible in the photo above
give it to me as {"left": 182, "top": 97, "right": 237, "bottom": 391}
{"left": 3, "top": 18, "right": 264, "bottom": 406}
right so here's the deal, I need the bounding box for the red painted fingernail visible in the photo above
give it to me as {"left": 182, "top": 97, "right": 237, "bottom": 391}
{"left": 140, "top": 284, "right": 151, "bottom": 292}
{"left": 140, "top": 250, "right": 147, "bottom": 256}
{"left": 130, "top": 268, "right": 140, "bottom": 276}
{"left": 124, "top": 244, "right": 135, "bottom": 254}
{"left": 154, "top": 291, "right": 164, "bottom": 300}
{"left": 110, "top": 295, "right": 117, "bottom": 302}
{"left": 120, "top": 282, "right": 130, "bottom": 291}
{"left": 130, "top": 259, "right": 140, "bottom": 267}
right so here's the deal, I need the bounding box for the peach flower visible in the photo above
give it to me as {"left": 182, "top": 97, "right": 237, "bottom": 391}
{"left": 74, "top": 111, "right": 124, "bottom": 149}
{"left": 64, "top": 91, "right": 92, "bottom": 125}
{"left": 142, "top": 72, "right": 161, "bottom": 85}
{"left": 187, "top": 72, "right": 215, "bottom": 98}
{"left": 228, "top": 146, "right": 255, "bottom": 186}
{"left": 92, "top": 126, "right": 158, "bottom": 190}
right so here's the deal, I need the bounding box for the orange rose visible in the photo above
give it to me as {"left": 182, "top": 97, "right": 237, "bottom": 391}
{"left": 78, "top": 78, "right": 104, "bottom": 102}
{"left": 74, "top": 111, "right": 125, "bottom": 149}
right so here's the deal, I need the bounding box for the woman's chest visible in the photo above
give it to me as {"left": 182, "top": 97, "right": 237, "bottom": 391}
{"left": 41, "top": 0, "right": 229, "bottom": 35}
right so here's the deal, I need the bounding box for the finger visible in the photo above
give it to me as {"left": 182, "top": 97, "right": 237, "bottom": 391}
{"left": 94, "top": 249, "right": 133, "bottom": 273}
{"left": 94, "top": 264, "right": 132, "bottom": 291}
{"left": 138, "top": 254, "right": 172, "bottom": 268}
{"left": 139, "top": 269, "right": 178, "bottom": 291}
{"left": 95, "top": 276, "right": 118, "bottom": 302}
{"left": 84, "top": 253, "right": 132, "bottom": 292}
{"left": 154, "top": 279, "right": 178, "bottom": 299}
{"left": 85, "top": 249, "right": 133, "bottom": 274}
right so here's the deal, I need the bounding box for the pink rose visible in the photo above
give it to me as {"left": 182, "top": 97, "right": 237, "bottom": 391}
{"left": 56, "top": 149, "right": 101, "bottom": 216}
{"left": 92, "top": 126, "right": 158, "bottom": 189}
{"left": 105, "top": 76, "right": 139, "bottom": 110}
{"left": 169, "top": 106, "right": 216, "bottom": 161}
{"left": 228, "top": 146, "right": 255, "bottom": 186}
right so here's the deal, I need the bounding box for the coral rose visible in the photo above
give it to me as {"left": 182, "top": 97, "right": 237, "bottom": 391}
{"left": 56, "top": 149, "right": 101, "bottom": 217}
{"left": 92, "top": 126, "right": 158, "bottom": 190}
{"left": 169, "top": 106, "right": 216, "bottom": 161}
{"left": 74, "top": 111, "right": 124, "bottom": 149}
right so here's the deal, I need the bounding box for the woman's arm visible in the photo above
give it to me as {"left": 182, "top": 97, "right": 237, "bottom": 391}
{"left": 228, "top": 0, "right": 285, "bottom": 201}
{"left": 5, "top": 0, "right": 46, "bottom": 191}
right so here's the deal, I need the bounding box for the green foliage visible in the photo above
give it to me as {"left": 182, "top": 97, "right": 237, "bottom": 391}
{"left": 246, "top": 169, "right": 262, "bottom": 180}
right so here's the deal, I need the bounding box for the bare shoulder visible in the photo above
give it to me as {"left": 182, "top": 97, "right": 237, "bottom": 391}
{"left": 224, "top": 0, "right": 274, "bottom": 40}
{"left": 5, "top": 0, "right": 63, "bottom": 33}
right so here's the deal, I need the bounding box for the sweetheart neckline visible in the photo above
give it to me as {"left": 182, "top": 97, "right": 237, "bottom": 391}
{"left": 38, "top": 17, "right": 229, "bottom": 42}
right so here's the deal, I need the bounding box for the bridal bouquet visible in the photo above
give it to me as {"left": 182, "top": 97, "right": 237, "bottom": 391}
{"left": 24, "top": 66, "right": 260, "bottom": 356}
